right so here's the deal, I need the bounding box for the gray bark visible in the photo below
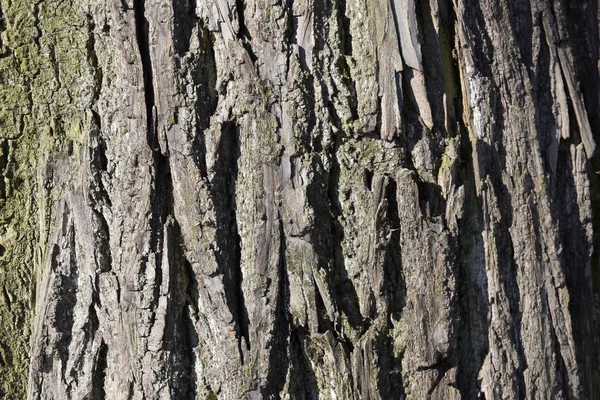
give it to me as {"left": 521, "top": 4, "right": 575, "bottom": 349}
{"left": 0, "top": 0, "right": 599, "bottom": 398}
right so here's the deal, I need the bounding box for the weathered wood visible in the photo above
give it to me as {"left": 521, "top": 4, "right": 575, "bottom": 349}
{"left": 0, "top": 0, "right": 598, "bottom": 398}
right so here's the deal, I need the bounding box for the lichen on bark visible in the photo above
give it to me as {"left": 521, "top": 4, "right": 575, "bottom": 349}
{"left": 1, "top": 0, "right": 599, "bottom": 398}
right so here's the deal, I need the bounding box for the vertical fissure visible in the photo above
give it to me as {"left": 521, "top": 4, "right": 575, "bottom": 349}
{"left": 89, "top": 111, "right": 112, "bottom": 274}
{"left": 263, "top": 218, "right": 291, "bottom": 397}
{"left": 0, "top": 140, "right": 8, "bottom": 199}
{"left": 85, "top": 16, "right": 103, "bottom": 104}
{"left": 336, "top": 0, "right": 352, "bottom": 56}
{"left": 133, "top": 0, "right": 155, "bottom": 146}
{"left": 234, "top": 0, "right": 257, "bottom": 63}
{"left": 190, "top": 22, "right": 218, "bottom": 180}
{"left": 234, "top": 229, "right": 250, "bottom": 359}
{"left": 235, "top": 0, "right": 250, "bottom": 41}
{"left": 563, "top": 1, "right": 600, "bottom": 395}
{"left": 452, "top": 10, "right": 490, "bottom": 395}
{"left": 288, "top": 327, "right": 320, "bottom": 398}
{"left": 56, "top": 213, "right": 78, "bottom": 381}
{"left": 183, "top": 256, "right": 200, "bottom": 399}
{"left": 172, "top": 0, "right": 198, "bottom": 55}
{"left": 91, "top": 341, "right": 108, "bottom": 400}
{"left": 133, "top": 0, "right": 173, "bottom": 315}
{"left": 381, "top": 177, "right": 405, "bottom": 321}
{"left": 327, "top": 135, "right": 364, "bottom": 332}
{"left": 314, "top": 282, "right": 333, "bottom": 333}
{"left": 162, "top": 220, "right": 199, "bottom": 398}
{"left": 210, "top": 122, "right": 250, "bottom": 359}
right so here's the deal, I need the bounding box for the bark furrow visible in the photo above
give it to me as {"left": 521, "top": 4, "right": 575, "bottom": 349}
{"left": 0, "top": 0, "right": 598, "bottom": 398}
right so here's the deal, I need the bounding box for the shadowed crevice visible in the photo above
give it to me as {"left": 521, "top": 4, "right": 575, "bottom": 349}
{"left": 173, "top": 0, "right": 199, "bottom": 56}
{"left": 381, "top": 177, "right": 405, "bottom": 321}
{"left": 414, "top": 0, "right": 448, "bottom": 133}
{"left": 162, "top": 220, "right": 199, "bottom": 399}
{"left": 88, "top": 111, "right": 112, "bottom": 273}
{"left": 328, "top": 132, "right": 365, "bottom": 333}
{"left": 374, "top": 331, "right": 405, "bottom": 399}
{"left": 132, "top": 0, "right": 172, "bottom": 307}
{"left": 542, "top": 285, "right": 572, "bottom": 397}
{"left": 416, "top": 180, "right": 446, "bottom": 220}
{"left": 454, "top": 115, "right": 489, "bottom": 398}
{"left": 336, "top": 0, "right": 352, "bottom": 56}
{"left": 478, "top": 141, "right": 527, "bottom": 398}
{"left": 182, "top": 21, "right": 217, "bottom": 180}
{"left": 132, "top": 0, "right": 155, "bottom": 147}
{"left": 287, "top": 327, "right": 320, "bottom": 399}
{"left": 314, "top": 282, "right": 333, "bottom": 334}
{"left": 235, "top": 0, "right": 251, "bottom": 41}
{"left": 560, "top": 1, "right": 600, "bottom": 396}
{"left": 210, "top": 121, "right": 250, "bottom": 357}
{"left": 85, "top": 16, "right": 102, "bottom": 104}
{"left": 90, "top": 341, "right": 108, "bottom": 400}
{"left": 56, "top": 211, "right": 78, "bottom": 381}
{"left": 555, "top": 138, "right": 596, "bottom": 397}
{"left": 0, "top": 140, "right": 8, "bottom": 199}
{"left": 235, "top": 0, "right": 257, "bottom": 63}
{"left": 263, "top": 219, "right": 291, "bottom": 398}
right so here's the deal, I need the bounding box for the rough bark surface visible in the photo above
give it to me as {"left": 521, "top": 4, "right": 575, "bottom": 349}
{"left": 0, "top": 0, "right": 599, "bottom": 398}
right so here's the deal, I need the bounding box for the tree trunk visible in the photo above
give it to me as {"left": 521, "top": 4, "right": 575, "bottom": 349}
{"left": 0, "top": 0, "right": 599, "bottom": 398}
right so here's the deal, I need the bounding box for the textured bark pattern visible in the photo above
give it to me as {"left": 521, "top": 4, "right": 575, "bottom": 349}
{"left": 0, "top": 0, "right": 599, "bottom": 398}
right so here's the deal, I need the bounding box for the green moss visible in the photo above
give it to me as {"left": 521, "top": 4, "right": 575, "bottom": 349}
{"left": 0, "top": 0, "right": 92, "bottom": 396}
{"left": 436, "top": 136, "right": 460, "bottom": 185}
{"left": 0, "top": 137, "right": 37, "bottom": 400}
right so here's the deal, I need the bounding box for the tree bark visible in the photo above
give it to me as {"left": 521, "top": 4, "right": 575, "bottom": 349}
{"left": 0, "top": 0, "right": 599, "bottom": 398}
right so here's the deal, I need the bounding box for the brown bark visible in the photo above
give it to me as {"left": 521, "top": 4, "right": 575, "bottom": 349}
{"left": 0, "top": 0, "right": 599, "bottom": 398}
